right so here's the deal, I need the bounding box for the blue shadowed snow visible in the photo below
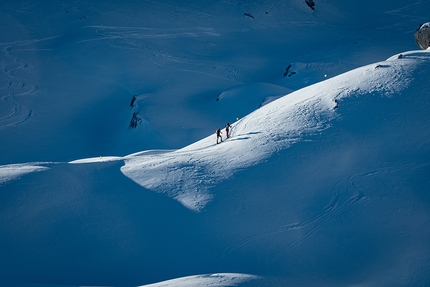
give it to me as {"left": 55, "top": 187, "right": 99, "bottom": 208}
{"left": 1, "top": 1, "right": 430, "bottom": 287}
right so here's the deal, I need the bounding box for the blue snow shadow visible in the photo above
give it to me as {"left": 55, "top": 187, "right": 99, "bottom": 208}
{"left": 229, "top": 131, "right": 261, "bottom": 141}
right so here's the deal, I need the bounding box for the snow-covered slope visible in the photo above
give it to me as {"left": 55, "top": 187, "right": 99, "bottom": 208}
{"left": 1, "top": 0, "right": 426, "bottom": 164}
{"left": 121, "top": 50, "right": 426, "bottom": 211}
{"left": 1, "top": 0, "right": 430, "bottom": 286}
{"left": 1, "top": 50, "right": 429, "bottom": 287}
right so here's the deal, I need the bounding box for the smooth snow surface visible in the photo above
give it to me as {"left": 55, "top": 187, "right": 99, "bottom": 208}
{"left": 1, "top": 0, "right": 430, "bottom": 287}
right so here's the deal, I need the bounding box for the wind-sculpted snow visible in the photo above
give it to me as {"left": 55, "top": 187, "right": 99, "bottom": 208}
{"left": 121, "top": 52, "right": 420, "bottom": 211}
{"left": 0, "top": 163, "right": 49, "bottom": 184}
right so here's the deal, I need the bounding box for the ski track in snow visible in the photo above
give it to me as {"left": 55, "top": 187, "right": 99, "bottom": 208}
{"left": 83, "top": 25, "right": 242, "bottom": 83}
{"left": 0, "top": 37, "right": 57, "bottom": 129}
{"left": 0, "top": 48, "right": 34, "bottom": 129}
{"left": 258, "top": 161, "right": 430, "bottom": 262}
{"left": 266, "top": 192, "right": 365, "bottom": 263}
{"left": 382, "top": 2, "right": 429, "bottom": 33}
{"left": 221, "top": 191, "right": 365, "bottom": 261}
{"left": 262, "top": 161, "right": 430, "bottom": 261}
{"left": 223, "top": 161, "right": 430, "bottom": 261}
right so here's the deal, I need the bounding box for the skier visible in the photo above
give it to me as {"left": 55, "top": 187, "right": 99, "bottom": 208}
{"left": 225, "top": 123, "right": 231, "bottom": 138}
{"left": 216, "top": 128, "right": 223, "bottom": 144}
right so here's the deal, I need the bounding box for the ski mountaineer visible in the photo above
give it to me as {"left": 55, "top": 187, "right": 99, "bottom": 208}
{"left": 225, "top": 123, "right": 231, "bottom": 138}
{"left": 216, "top": 128, "right": 223, "bottom": 144}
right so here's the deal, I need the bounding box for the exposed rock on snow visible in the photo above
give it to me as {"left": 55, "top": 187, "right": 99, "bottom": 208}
{"left": 130, "top": 111, "right": 142, "bottom": 128}
{"left": 415, "top": 22, "right": 430, "bottom": 50}
{"left": 305, "top": 0, "right": 316, "bottom": 10}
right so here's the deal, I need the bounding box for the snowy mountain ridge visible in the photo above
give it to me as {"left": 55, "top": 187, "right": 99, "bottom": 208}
{"left": 121, "top": 50, "right": 424, "bottom": 211}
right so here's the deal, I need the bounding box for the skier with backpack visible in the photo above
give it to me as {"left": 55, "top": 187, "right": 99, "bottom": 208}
{"left": 216, "top": 128, "right": 223, "bottom": 144}
{"left": 225, "top": 123, "right": 231, "bottom": 138}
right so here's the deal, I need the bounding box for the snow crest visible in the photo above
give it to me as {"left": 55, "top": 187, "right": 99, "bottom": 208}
{"left": 139, "top": 273, "right": 259, "bottom": 287}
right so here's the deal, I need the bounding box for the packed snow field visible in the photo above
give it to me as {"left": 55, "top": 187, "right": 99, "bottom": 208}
{"left": 1, "top": 0, "right": 430, "bottom": 287}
